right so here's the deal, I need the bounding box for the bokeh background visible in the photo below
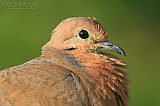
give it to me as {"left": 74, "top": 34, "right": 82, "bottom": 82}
{"left": 0, "top": 0, "right": 160, "bottom": 105}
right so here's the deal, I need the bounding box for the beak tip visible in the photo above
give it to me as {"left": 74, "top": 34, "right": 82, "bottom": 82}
{"left": 99, "top": 41, "right": 126, "bottom": 56}
{"left": 117, "top": 47, "right": 126, "bottom": 56}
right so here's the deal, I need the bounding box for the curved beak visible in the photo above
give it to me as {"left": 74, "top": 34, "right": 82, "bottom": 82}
{"left": 98, "top": 40, "right": 126, "bottom": 56}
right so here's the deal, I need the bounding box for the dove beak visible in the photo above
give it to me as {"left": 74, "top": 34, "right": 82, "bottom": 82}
{"left": 98, "top": 40, "right": 126, "bottom": 56}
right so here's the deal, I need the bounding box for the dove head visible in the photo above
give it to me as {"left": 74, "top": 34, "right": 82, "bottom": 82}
{"left": 43, "top": 17, "right": 125, "bottom": 56}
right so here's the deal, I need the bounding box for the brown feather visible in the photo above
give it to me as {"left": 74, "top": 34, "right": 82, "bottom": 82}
{"left": 0, "top": 17, "right": 129, "bottom": 106}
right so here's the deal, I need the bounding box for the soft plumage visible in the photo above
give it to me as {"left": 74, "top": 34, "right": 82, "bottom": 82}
{"left": 0, "top": 17, "right": 129, "bottom": 106}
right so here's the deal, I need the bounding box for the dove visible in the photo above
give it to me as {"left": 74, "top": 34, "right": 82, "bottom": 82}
{"left": 0, "top": 17, "right": 129, "bottom": 106}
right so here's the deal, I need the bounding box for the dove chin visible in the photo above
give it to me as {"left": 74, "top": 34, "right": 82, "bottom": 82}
{"left": 96, "top": 40, "right": 126, "bottom": 56}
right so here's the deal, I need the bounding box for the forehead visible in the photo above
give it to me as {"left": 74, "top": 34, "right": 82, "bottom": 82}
{"left": 63, "top": 17, "right": 101, "bottom": 29}
{"left": 62, "top": 17, "right": 107, "bottom": 38}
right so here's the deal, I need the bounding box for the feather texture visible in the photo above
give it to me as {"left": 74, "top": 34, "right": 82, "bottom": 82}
{"left": 0, "top": 17, "right": 129, "bottom": 106}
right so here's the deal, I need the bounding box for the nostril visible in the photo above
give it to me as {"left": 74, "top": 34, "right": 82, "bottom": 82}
{"left": 108, "top": 44, "right": 113, "bottom": 47}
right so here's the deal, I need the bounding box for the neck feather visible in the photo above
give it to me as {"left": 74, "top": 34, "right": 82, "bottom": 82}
{"left": 42, "top": 49, "right": 129, "bottom": 106}
{"left": 65, "top": 50, "right": 129, "bottom": 106}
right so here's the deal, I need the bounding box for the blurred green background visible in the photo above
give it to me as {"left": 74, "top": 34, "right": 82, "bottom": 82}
{"left": 0, "top": 0, "right": 160, "bottom": 105}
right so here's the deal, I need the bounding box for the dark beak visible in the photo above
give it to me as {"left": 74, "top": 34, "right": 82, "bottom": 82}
{"left": 99, "top": 40, "right": 126, "bottom": 56}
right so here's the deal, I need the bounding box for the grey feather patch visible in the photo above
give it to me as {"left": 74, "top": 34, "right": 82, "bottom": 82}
{"left": 59, "top": 51, "right": 84, "bottom": 69}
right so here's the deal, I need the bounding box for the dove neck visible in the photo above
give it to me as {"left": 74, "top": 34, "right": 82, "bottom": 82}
{"left": 41, "top": 48, "right": 128, "bottom": 105}
{"left": 42, "top": 48, "right": 127, "bottom": 79}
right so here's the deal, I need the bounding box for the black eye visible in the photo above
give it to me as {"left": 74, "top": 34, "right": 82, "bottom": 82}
{"left": 79, "top": 30, "right": 89, "bottom": 39}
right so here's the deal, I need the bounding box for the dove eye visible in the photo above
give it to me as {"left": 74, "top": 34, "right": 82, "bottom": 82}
{"left": 79, "top": 30, "right": 89, "bottom": 39}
